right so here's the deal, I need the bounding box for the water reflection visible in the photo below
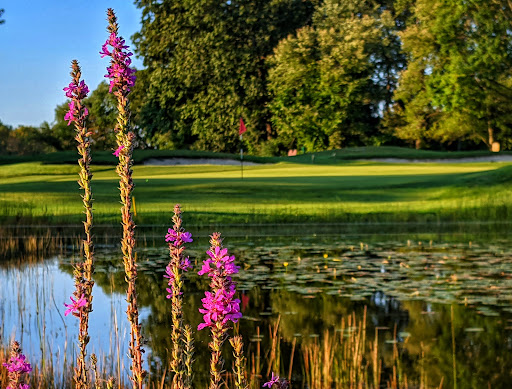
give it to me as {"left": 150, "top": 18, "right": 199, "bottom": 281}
{"left": 2, "top": 235, "right": 512, "bottom": 387}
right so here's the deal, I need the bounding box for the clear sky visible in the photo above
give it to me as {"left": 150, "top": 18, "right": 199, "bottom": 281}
{"left": 0, "top": 1, "right": 144, "bottom": 128}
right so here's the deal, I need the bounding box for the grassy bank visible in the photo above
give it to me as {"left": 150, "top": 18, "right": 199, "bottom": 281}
{"left": 1, "top": 148, "right": 512, "bottom": 226}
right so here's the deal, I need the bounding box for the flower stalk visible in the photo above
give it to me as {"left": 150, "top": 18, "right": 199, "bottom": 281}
{"left": 230, "top": 335, "right": 248, "bottom": 389}
{"left": 63, "top": 59, "right": 95, "bottom": 389}
{"left": 101, "top": 8, "right": 145, "bottom": 388}
{"left": 198, "top": 233, "right": 242, "bottom": 389}
{"left": 164, "top": 204, "right": 193, "bottom": 388}
{"left": 183, "top": 324, "right": 195, "bottom": 389}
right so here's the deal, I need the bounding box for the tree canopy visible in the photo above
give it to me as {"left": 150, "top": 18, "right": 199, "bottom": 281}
{"left": 393, "top": 0, "right": 512, "bottom": 149}
{"left": 8, "top": 0, "right": 512, "bottom": 155}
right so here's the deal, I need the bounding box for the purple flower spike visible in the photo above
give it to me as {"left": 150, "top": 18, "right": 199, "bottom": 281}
{"left": 3, "top": 341, "right": 31, "bottom": 389}
{"left": 2, "top": 354, "right": 32, "bottom": 374}
{"left": 64, "top": 294, "right": 87, "bottom": 317}
{"left": 197, "top": 239, "right": 242, "bottom": 331}
{"left": 165, "top": 229, "right": 193, "bottom": 247}
{"left": 113, "top": 145, "right": 124, "bottom": 157}
{"left": 263, "top": 372, "right": 280, "bottom": 388}
{"left": 62, "top": 62, "right": 89, "bottom": 127}
{"left": 100, "top": 27, "right": 136, "bottom": 95}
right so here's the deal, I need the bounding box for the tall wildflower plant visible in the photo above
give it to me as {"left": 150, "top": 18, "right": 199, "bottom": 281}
{"left": 198, "top": 233, "right": 243, "bottom": 389}
{"left": 2, "top": 341, "right": 32, "bottom": 389}
{"left": 63, "top": 60, "right": 95, "bottom": 389}
{"left": 100, "top": 8, "right": 144, "bottom": 388}
{"left": 164, "top": 204, "right": 194, "bottom": 389}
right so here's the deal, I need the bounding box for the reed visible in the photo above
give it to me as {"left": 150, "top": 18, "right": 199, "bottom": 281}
{"left": 300, "top": 308, "right": 444, "bottom": 389}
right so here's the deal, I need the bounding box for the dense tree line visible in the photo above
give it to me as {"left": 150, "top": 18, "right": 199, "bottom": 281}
{"left": 3, "top": 0, "right": 512, "bottom": 156}
{"left": 130, "top": 0, "right": 512, "bottom": 153}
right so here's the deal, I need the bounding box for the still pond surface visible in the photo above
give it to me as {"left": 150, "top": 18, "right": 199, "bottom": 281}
{"left": 1, "top": 229, "right": 512, "bottom": 388}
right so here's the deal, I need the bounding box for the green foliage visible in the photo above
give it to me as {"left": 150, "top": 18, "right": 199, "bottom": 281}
{"left": 50, "top": 101, "right": 76, "bottom": 150}
{"left": 132, "top": 0, "right": 316, "bottom": 153}
{"left": 268, "top": 0, "right": 399, "bottom": 153}
{"left": 0, "top": 120, "right": 12, "bottom": 153}
{"left": 84, "top": 81, "right": 118, "bottom": 149}
{"left": 3, "top": 125, "right": 56, "bottom": 155}
{"left": 394, "top": 0, "right": 512, "bottom": 149}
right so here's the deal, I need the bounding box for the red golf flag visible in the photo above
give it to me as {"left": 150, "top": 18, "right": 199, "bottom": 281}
{"left": 239, "top": 117, "right": 247, "bottom": 136}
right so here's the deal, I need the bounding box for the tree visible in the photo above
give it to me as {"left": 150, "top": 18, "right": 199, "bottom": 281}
{"left": 0, "top": 120, "right": 12, "bottom": 152}
{"left": 394, "top": 0, "right": 512, "bottom": 149}
{"left": 132, "top": 0, "right": 317, "bottom": 153}
{"left": 268, "top": 0, "right": 395, "bottom": 152}
{"left": 50, "top": 101, "right": 76, "bottom": 150}
{"left": 84, "top": 81, "right": 118, "bottom": 149}
{"left": 6, "top": 126, "right": 55, "bottom": 155}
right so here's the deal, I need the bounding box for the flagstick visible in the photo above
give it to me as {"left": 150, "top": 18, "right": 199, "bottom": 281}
{"left": 240, "top": 134, "right": 244, "bottom": 180}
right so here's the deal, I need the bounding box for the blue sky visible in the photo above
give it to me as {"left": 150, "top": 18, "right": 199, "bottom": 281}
{"left": 0, "top": 1, "right": 144, "bottom": 128}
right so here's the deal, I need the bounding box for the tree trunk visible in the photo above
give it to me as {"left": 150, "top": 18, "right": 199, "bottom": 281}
{"left": 488, "top": 123, "right": 494, "bottom": 149}
{"left": 415, "top": 139, "right": 422, "bottom": 150}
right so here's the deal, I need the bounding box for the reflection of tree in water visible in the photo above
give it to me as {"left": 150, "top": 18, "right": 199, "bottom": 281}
{"left": 59, "top": 248, "right": 512, "bottom": 388}
{"left": 403, "top": 301, "right": 512, "bottom": 388}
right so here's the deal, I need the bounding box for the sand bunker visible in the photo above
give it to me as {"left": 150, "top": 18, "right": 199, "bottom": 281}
{"left": 367, "top": 155, "right": 512, "bottom": 163}
{"left": 143, "top": 157, "right": 259, "bottom": 166}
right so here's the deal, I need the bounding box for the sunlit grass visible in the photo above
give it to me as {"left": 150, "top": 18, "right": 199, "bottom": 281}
{"left": 1, "top": 160, "right": 511, "bottom": 226}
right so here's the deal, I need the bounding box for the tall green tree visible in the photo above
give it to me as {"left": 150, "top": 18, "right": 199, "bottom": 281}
{"left": 394, "top": 0, "right": 512, "bottom": 149}
{"left": 268, "top": 0, "right": 397, "bottom": 152}
{"left": 85, "top": 81, "right": 118, "bottom": 149}
{"left": 50, "top": 101, "right": 76, "bottom": 150}
{"left": 132, "top": 0, "right": 316, "bottom": 153}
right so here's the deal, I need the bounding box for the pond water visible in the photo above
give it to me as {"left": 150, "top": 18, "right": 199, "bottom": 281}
{"left": 1, "top": 229, "right": 512, "bottom": 388}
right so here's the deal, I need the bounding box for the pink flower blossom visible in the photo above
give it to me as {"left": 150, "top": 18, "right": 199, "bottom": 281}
{"left": 63, "top": 66, "right": 89, "bottom": 127}
{"left": 197, "top": 244, "right": 242, "bottom": 330}
{"left": 64, "top": 294, "right": 87, "bottom": 317}
{"left": 64, "top": 101, "right": 76, "bottom": 125}
{"left": 165, "top": 229, "right": 193, "bottom": 245}
{"left": 263, "top": 373, "right": 280, "bottom": 388}
{"left": 101, "top": 30, "right": 136, "bottom": 94}
{"left": 199, "top": 246, "right": 240, "bottom": 277}
{"left": 113, "top": 145, "right": 124, "bottom": 157}
{"left": 164, "top": 215, "right": 193, "bottom": 299}
{"left": 2, "top": 354, "right": 32, "bottom": 374}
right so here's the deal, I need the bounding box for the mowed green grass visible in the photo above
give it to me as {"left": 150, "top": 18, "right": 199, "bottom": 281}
{"left": 1, "top": 159, "right": 512, "bottom": 226}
